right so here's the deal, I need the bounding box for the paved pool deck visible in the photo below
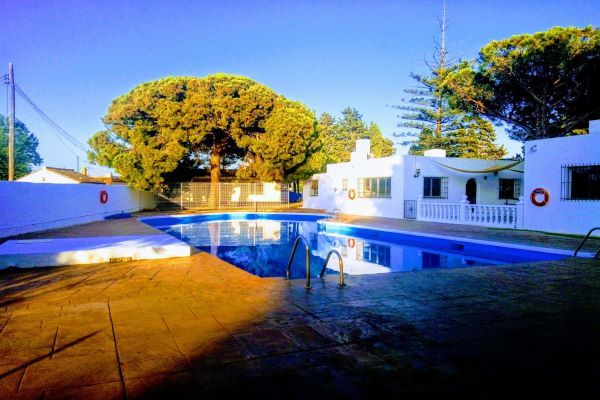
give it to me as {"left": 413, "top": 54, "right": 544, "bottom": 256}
{"left": 0, "top": 212, "right": 599, "bottom": 398}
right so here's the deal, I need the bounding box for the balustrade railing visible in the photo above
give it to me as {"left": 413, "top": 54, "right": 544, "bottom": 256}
{"left": 417, "top": 195, "right": 524, "bottom": 228}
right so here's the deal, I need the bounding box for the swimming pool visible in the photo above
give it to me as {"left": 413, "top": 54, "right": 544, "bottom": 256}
{"left": 140, "top": 213, "right": 573, "bottom": 279}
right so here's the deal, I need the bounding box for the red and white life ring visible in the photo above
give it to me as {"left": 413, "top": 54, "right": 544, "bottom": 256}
{"left": 530, "top": 188, "right": 549, "bottom": 207}
{"left": 100, "top": 190, "right": 109, "bottom": 204}
{"left": 347, "top": 238, "right": 355, "bottom": 248}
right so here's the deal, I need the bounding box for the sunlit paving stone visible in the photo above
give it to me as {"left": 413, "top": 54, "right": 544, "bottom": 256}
{"left": 0, "top": 222, "right": 598, "bottom": 398}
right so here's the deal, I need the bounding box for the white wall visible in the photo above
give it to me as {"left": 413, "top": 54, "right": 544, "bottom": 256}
{"left": 524, "top": 133, "right": 600, "bottom": 235}
{"left": 304, "top": 152, "right": 523, "bottom": 218}
{"left": 404, "top": 155, "right": 523, "bottom": 205}
{"left": 0, "top": 182, "right": 156, "bottom": 238}
{"left": 303, "top": 156, "right": 405, "bottom": 218}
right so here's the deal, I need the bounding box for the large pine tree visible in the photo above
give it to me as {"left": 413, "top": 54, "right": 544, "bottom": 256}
{"left": 393, "top": 4, "right": 506, "bottom": 159}
{"left": 317, "top": 107, "right": 395, "bottom": 164}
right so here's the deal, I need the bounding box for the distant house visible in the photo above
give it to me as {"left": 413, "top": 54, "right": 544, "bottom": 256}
{"left": 17, "top": 167, "right": 125, "bottom": 185}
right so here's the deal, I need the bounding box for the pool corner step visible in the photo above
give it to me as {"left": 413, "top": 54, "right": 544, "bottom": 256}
{"left": 0, "top": 235, "right": 192, "bottom": 269}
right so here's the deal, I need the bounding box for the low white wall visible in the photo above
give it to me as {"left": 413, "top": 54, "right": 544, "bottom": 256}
{"left": 0, "top": 182, "right": 156, "bottom": 238}
{"left": 524, "top": 133, "right": 600, "bottom": 235}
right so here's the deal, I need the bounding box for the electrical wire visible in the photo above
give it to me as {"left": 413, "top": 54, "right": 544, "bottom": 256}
{"left": 14, "top": 84, "right": 88, "bottom": 154}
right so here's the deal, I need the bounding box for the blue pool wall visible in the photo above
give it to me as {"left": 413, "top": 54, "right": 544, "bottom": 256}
{"left": 139, "top": 212, "right": 572, "bottom": 264}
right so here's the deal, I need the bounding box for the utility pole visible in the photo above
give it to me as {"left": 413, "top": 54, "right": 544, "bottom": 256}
{"left": 8, "top": 63, "right": 15, "bottom": 181}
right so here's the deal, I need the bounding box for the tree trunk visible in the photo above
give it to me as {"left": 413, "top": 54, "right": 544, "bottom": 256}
{"left": 209, "top": 146, "right": 221, "bottom": 208}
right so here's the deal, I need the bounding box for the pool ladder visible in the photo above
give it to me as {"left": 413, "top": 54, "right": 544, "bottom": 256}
{"left": 574, "top": 227, "right": 600, "bottom": 258}
{"left": 286, "top": 236, "right": 346, "bottom": 289}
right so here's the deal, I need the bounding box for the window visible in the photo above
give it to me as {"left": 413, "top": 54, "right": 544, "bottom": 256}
{"left": 562, "top": 164, "right": 600, "bottom": 201}
{"left": 423, "top": 177, "right": 448, "bottom": 199}
{"left": 422, "top": 252, "right": 448, "bottom": 269}
{"left": 357, "top": 177, "right": 391, "bottom": 198}
{"left": 342, "top": 179, "right": 348, "bottom": 191}
{"left": 356, "top": 241, "right": 391, "bottom": 267}
{"left": 310, "top": 180, "right": 318, "bottom": 197}
{"left": 499, "top": 179, "right": 521, "bottom": 200}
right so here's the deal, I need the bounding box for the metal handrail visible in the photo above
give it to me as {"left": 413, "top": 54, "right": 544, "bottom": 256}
{"left": 286, "top": 236, "right": 311, "bottom": 289}
{"left": 329, "top": 208, "right": 342, "bottom": 221}
{"left": 574, "top": 227, "right": 600, "bottom": 258}
{"left": 319, "top": 249, "right": 345, "bottom": 287}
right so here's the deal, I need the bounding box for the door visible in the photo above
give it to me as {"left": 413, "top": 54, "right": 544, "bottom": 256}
{"left": 466, "top": 178, "right": 477, "bottom": 204}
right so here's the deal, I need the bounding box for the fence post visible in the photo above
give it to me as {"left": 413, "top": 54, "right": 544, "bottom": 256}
{"left": 416, "top": 195, "right": 423, "bottom": 220}
{"left": 516, "top": 196, "right": 525, "bottom": 229}
{"left": 459, "top": 195, "right": 469, "bottom": 223}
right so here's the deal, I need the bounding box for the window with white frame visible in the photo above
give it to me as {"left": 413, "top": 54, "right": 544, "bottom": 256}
{"left": 357, "top": 177, "right": 391, "bottom": 198}
{"left": 342, "top": 178, "right": 348, "bottom": 191}
{"left": 423, "top": 177, "right": 448, "bottom": 199}
{"left": 499, "top": 179, "right": 521, "bottom": 200}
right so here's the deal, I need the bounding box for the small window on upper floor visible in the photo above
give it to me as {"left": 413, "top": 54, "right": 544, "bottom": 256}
{"left": 342, "top": 179, "right": 348, "bottom": 191}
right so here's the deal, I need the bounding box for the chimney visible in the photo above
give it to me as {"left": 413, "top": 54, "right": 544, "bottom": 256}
{"left": 423, "top": 149, "right": 447, "bottom": 157}
{"left": 81, "top": 167, "right": 88, "bottom": 175}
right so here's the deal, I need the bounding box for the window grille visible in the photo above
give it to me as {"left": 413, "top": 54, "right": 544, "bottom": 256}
{"left": 342, "top": 179, "right": 348, "bottom": 191}
{"left": 423, "top": 177, "right": 448, "bottom": 199}
{"left": 310, "top": 180, "right": 319, "bottom": 197}
{"left": 499, "top": 179, "right": 521, "bottom": 200}
{"left": 404, "top": 200, "right": 417, "bottom": 219}
{"left": 357, "top": 177, "right": 391, "bottom": 198}
{"left": 561, "top": 164, "right": 600, "bottom": 201}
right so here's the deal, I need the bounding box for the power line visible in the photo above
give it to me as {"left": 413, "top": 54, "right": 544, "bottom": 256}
{"left": 14, "top": 84, "right": 88, "bottom": 154}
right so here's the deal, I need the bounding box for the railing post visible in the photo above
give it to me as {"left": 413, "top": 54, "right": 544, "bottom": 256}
{"left": 459, "top": 195, "right": 469, "bottom": 223}
{"left": 180, "top": 182, "right": 183, "bottom": 210}
{"left": 516, "top": 196, "right": 525, "bottom": 229}
{"left": 416, "top": 195, "right": 423, "bottom": 220}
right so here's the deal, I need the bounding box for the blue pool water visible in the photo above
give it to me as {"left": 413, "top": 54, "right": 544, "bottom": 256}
{"left": 141, "top": 213, "right": 570, "bottom": 279}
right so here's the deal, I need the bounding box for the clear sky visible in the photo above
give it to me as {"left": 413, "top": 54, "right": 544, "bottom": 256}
{"left": 1, "top": 0, "right": 599, "bottom": 175}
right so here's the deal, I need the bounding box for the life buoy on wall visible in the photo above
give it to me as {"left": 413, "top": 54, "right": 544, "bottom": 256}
{"left": 530, "top": 187, "right": 549, "bottom": 207}
{"left": 100, "top": 190, "right": 109, "bottom": 204}
{"left": 348, "top": 189, "right": 356, "bottom": 200}
{"left": 347, "top": 238, "right": 355, "bottom": 248}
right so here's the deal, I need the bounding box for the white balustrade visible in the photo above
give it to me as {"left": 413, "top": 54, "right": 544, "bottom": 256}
{"left": 416, "top": 195, "right": 520, "bottom": 228}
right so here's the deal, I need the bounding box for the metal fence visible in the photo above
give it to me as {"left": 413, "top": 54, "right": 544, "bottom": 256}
{"left": 156, "top": 182, "right": 290, "bottom": 210}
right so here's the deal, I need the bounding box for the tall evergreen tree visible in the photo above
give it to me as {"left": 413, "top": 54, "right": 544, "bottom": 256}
{"left": 393, "top": 3, "right": 506, "bottom": 159}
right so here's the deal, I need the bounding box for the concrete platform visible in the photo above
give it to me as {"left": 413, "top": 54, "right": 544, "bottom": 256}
{"left": 0, "top": 235, "right": 191, "bottom": 269}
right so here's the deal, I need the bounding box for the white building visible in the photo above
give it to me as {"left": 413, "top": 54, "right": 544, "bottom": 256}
{"left": 304, "top": 139, "right": 524, "bottom": 228}
{"left": 524, "top": 120, "right": 600, "bottom": 235}
{"left": 17, "top": 167, "right": 124, "bottom": 185}
{"left": 304, "top": 120, "right": 600, "bottom": 235}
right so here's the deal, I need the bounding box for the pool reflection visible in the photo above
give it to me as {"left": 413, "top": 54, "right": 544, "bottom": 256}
{"left": 163, "top": 220, "right": 503, "bottom": 278}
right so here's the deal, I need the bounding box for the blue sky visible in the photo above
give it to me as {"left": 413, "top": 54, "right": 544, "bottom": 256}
{"left": 1, "top": 0, "right": 599, "bottom": 174}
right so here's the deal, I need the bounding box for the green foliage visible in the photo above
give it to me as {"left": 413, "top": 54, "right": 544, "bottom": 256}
{"left": 0, "top": 116, "right": 43, "bottom": 180}
{"left": 88, "top": 74, "right": 322, "bottom": 191}
{"left": 394, "top": 68, "right": 506, "bottom": 159}
{"left": 238, "top": 98, "right": 324, "bottom": 182}
{"left": 447, "top": 26, "right": 600, "bottom": 141}
{"left": 317, "top": 107, "right": 395, "bottom": 164}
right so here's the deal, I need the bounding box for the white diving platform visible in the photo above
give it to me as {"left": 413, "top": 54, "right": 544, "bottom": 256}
{"left": 0, "top": 235, "right": 191, "bottom": 269}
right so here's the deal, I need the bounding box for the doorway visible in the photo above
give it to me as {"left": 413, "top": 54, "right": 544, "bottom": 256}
{"left": 466, "top": 178, "right": 477, "bottom": 204}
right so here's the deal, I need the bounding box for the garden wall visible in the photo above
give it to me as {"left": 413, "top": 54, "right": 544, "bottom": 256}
{"left": 0, "top": 182, "right": 155, "bottom": 238}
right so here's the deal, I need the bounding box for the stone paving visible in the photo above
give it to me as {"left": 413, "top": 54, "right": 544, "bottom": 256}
{"left": 0, "top": 214, "right": 599, "bottom": 398}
